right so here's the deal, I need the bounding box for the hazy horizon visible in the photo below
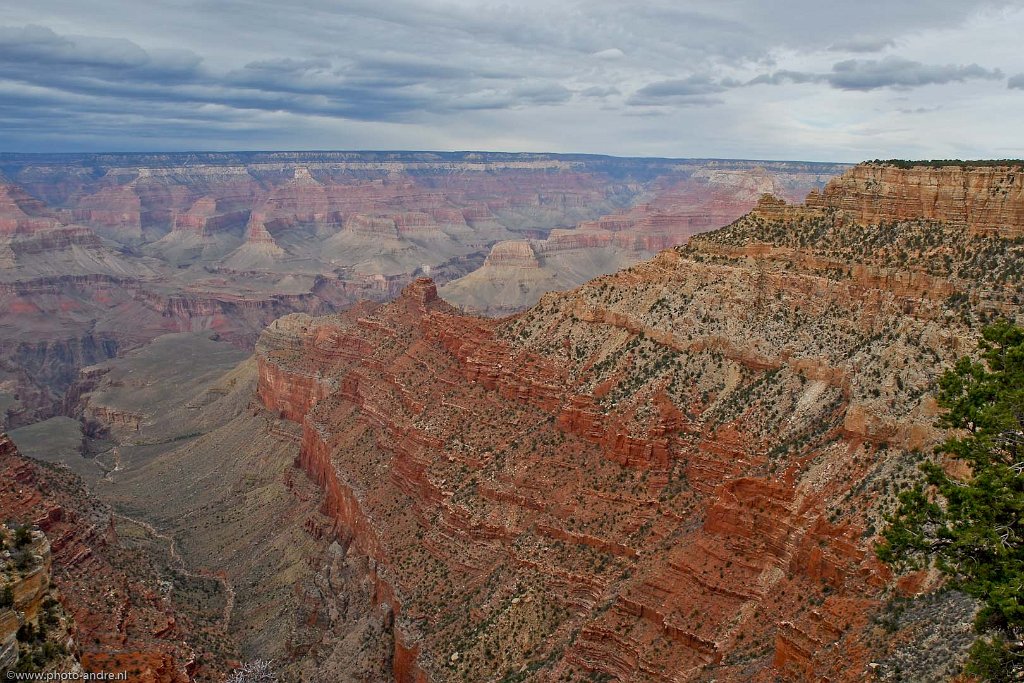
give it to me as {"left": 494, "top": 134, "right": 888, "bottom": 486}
{"left": 0, "top": 148, "right": 860, "bottom": 164}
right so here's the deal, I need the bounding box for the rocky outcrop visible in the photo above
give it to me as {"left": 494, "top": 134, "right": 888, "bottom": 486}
{"left": 0, "top": 181, "right": 60, "bottom": 235}
{"left": 170, "top": 196, "right": 218, "bottom": 234}
{"left": 240, "top": 213, "right": 279, "bottom": 247}
{"left": 0, "top": 528, "right": 53, "bottom": 669}
{"left": 394, "top": 212, "right": 447, "bottom": 239}
{"left": 482, "top": 240, "right": 540, "bottom": 268}
{"left": 0, "top": 330, "right": 122, "bottom": 427}
{"left": 256, "top": 315, "right": 353, "bottom": 421}
{"left": 805, "top": 163, "right": 1024, "bottom": 237}
{"left": 0, "top": 434, "right": 200, "bottom": 680}
{"left": 71, "top": 185, "right": 143, "bottom": 241}
{"left": 441, "top": 163, "right": 845, "bottom": 316}
{"left": 4, "top": 226, "right": 101, "bottom": 256}
{"left": 252, "top": 163, "right": 1020, "bottom": 682}
{"left": 219, "top": 212, "right": 285, "bottom": 271}
{"left": 344, "top": 214, "right": 402, "bottom": 239}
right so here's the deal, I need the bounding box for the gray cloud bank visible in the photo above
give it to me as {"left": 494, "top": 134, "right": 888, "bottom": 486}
{"left": 748, "top": 57, "right": 1004, "bottom": 91}
{"left": 0, "top": 0, "right": 1021, "bottom": 159}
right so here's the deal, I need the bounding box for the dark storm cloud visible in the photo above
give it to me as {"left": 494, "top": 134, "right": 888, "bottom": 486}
{"left": 1009, "top": 74, "right": 1024, "bottom": 89}
{"left": 828, "top": 57, "right": 1003, "bottom": 90}
{"left": 749, "top": 57, "right": 1005, "bottom": 92}
{"left": 828, "top": 37, "right": 897, "bottom": 53}
{"left": 0, "top": 24, "right": 201, "bottom": 78}
{"left": 0, "top": 20, "right": 578, "bottom": 136}
{"left": 627, "top": 76, "right": 736, "bottom": 106}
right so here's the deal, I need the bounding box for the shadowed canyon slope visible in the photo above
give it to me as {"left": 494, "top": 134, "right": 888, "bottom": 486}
{"left": 7, "top": 161, "right": 1022, "bottom": 682}
{"left": 0, "top": 152, "right": 844, "bottom": 428}
{"left": 7, "top": 333, "right": 395, "bottom": 682}
{"left": 245, "top": 163, "right": 1022, "bottom": 681}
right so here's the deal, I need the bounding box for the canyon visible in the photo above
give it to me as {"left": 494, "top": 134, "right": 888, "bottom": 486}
{"left": 0, "top": 152, "right": 844, "bottom": 428}
{"left": 438, "top": 164, "right": 828, "bottom": 315}
{"left": 4, "top": 160, "right": 1022, "bottom": 681}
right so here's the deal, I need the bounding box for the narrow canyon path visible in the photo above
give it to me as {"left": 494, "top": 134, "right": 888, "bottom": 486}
{"left": 113, "top": 512, "right": 236, "bottom": 631}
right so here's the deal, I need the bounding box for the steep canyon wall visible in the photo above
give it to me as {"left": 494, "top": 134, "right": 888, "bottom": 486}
{"left": 250, "top": 163, "right": 1023, "bottom": 681}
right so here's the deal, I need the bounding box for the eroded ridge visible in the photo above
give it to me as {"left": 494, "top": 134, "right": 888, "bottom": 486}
{"left": 251, "top": 164, "right": 1022, "bottom": 681}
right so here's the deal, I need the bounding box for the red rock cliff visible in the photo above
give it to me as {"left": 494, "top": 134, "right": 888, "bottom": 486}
{"left": 253, "top": 163, "right": 1021, "bottom": 682}
{"left": 806, "top": 163, "right": 1024, "bottom": 237}
{"left": 0, "top": 435, "right": 201, "bottom": 681}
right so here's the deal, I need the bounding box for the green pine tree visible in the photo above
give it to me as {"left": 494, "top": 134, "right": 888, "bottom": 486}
{"left": 877, "top": 320, "right": 1023, "bottom": 680}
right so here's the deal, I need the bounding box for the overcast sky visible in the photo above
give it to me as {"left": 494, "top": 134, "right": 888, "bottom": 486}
{"left": 1, "top": 0, "right": 1022, "bottom": 161}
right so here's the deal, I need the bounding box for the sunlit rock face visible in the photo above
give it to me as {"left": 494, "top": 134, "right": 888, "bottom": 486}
{"left": 806, "top": 164, "right": 1024, "bottom": 238}
{"left": 250, "top": 163, "right": 1022, "bottom": 682}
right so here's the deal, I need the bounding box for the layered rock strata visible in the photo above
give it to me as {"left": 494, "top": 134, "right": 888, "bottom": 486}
{"left": 0, "top": 153, "right": 846, "bottom": 424}
{"left": 0, "top": 434, "right": 214, "bottom": 681}
{"left": 254, "top": 164, "right": 1021, "bottom": 681}
{"left": 806, "top": 163, "right": 1024, "bottom": 237}
{"left": 440, "top": 164, "right": 843, "bottom": 315}
{"left": 0, "top": 528, "right": 52, "bottom": 670}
